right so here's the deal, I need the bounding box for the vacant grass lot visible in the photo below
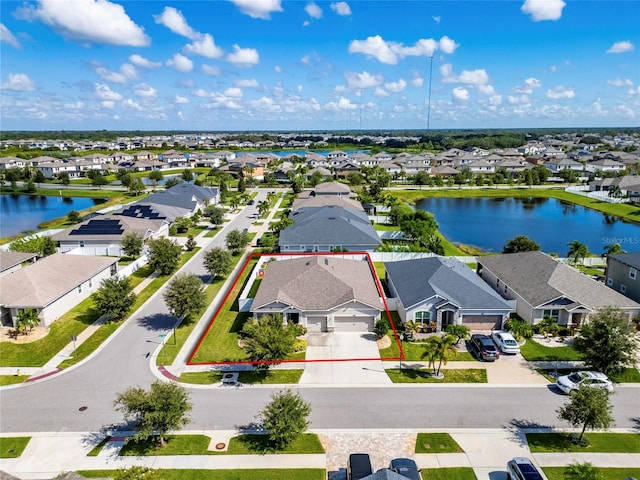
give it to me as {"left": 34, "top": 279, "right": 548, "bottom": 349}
{"left": 79, "top": 469, "right": 326, "bottom": 480}
{"left": 179, "top": 369, "right": 303, "bottom": 385}
{"left": 543, "top": 467, "right": 640, "bottom": 480}
{"left": 526, "top": 432, "right": 640, "bottom": 453}
{"left": 415, "top": 433, "right": 464, "bottom": 453}
{"left": 387, "top": 368, "right": 487, "bottom": 383}
{"left": 0, "top": 437, "right": 30, "bottom": 458}
{"left": 520, "top": 339, "right": 584, "bottom": 362}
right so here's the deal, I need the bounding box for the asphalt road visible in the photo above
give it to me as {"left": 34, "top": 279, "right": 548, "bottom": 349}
{"left": 1, "top": 188, "right": 638, "bottom": 435}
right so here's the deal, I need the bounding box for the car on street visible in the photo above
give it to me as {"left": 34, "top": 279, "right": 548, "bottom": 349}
{"left": 347, "top": 453, "right": 373, "bottom": 480}
{"left": 468, "top": 334, "right": 500, "bottom": 361}
{"left": 556, "top": 370, "right": 614, "bottom": 394}
{"left": 506, "top": 457, "right": 546, "bottom": 480}
{"left": 247, "top": 199, "right": 255, "bottom": 205}
{"left": 389, "top": 458, "right": 421, "bottom": 480}
{"left": 491, "top": 331, "right": 520, "bottom": 354}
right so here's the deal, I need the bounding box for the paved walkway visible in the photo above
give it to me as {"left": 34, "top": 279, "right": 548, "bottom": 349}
{"left": 1, "top": 428, "right": 638, "bottom": 480}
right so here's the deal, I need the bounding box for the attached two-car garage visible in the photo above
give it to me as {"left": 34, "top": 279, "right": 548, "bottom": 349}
{"left": 332, "top": 316, "right": 375, "bottom": 332}
{"left": 461, "top": 314, "right": 503, "bottom": 331}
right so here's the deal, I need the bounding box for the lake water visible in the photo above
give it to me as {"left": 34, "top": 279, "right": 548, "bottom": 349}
{"left": 0, "top": 195, "right": 107, "bottom": 237}
{"left": 416, "top": 196, "right": 640, "bottom": 255}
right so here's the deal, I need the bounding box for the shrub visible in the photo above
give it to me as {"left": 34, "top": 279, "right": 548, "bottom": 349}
{"left": 505, "top": 318, "right": 534, "bottom": 342}
{"left": 373, "top": 318, "right": 389, "bottom": 339}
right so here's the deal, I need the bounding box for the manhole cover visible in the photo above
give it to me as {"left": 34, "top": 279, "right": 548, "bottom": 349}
{"left": 79, "top": 406, "right": 88, "bottom": 412}
{"left": 215, "top": 442, "right": 226, "bottom": 450}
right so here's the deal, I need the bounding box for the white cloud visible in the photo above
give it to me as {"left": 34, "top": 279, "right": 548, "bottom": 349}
{"left": 411, "top": 76, "right": 424, "bottom": 88}
{"left": 185, "top": 33, "right": 224, "bottom": 59}
{"left": 606, "top": 41, "right": 635, "bottom": 54}
{"left": 201, "top": 64, "right": 221, "bottom": 75}
{"left": 385, "top": 79, "right": 407, "bottom": 93}
{"left": 488, "top": 94, "right": 502, "bottom": 106}
{"left": 17, "top": 0, "right": 149, "bottom": 46}
{"left": 227, "top": 45, "right": 259, "bottom": 67}
{"left": 440, "top": 63, "right": 489, "bottom": 85}
{"left": 122, "top": 98, "right": 142, "bottom": 111}
{"left": 129, "top": 55, "right": 161, "bottom": 69}
{"left": 452, "top": 87, "right": 470, "bottom": 101}
{"left": 134, "top": 83, "right": 157, "bottom": 98}
{"left": 303, "top": 20, "right": 311, "bottom": 27}
{"left": 274, "top": 65, "right": 282, "bottom": 73}
{"left": 477, "top": 84, "right": 496, "bottom": 95}
{"left": 344, "top": 71, "right": 382, "bottom": 89}
{"left": 93, "top": 63, "right": 137, "bottom": 84}
{"left": 174, "top": 95, "right": 189, "bottom": 104}
{"left": 334, "top": 85, "right": 346, "bottom": 93}
{"left": 193, "top": 89, "right": 210, "bottom": 98}
{"left": 615, "top": 103, "right": 636, "bottom": 118}
{"left": 153, "top": 6, "right": 197, "bottom": 39}
{"left": 627, "top": 86, "right": 640, "bottom": 96}
{"left": 438, "top": 36, "right": 459, "bottom": 54}
{"left": 1, "top": 24, "right": 20, "bottom": 48}
{"left": 1, "top": 73, "right": 35, "bottom": 91}
{"left": 230, "top": 0, "right": 283, "bottom": 19}
{"left": 94, "top": 83, "right": 122, "bottom": 101}
{"left": 608, "top": 78, "right": 633, "bottom": 87}
{"left": 521, "top": 0, "right": 566, "bottom": 21}
{"left": 101, "top": 101, "right": 115, "bottom": 109}
{"left": 224, "top": 87, "right": 243, "bottom": 98}
{"left": 508, "top": 95, "right": 530, "bottom": 104}
{"left": 349, "top": 35, "right": 398, "bottom": 64}
{"left": 513, "top": 77, "right": 542, "bottom": 94}
{"left": 330, "top": 2, "right": 351, "bottom": 15}
{"left": 301, "top": 55, "right": 311, "bottom": 66}
{"left": 235, "top": 78, "right": 260, "bottom": 88}
{"left": 166, "top": 53, "right": 193, "bottom": 73}
{"left": 305, "top": 2, "right": 323, "bottom": 19}
{"left": 546, "top": 85, "right": 575, "bottom": 99}
{"left": 374, "top": 87, "right": 388, "bottom": 97}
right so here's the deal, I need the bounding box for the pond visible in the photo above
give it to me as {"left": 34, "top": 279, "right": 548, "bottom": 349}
{"left": 416, "top": 196, "right": 640, "bottom": 255}
{"left": 0, "top": 194, "right": 107, "bottom": 238}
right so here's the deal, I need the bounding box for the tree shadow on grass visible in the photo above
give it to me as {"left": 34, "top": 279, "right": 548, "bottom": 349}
{"left": 506, "top": 418, "right": 556, "bottom": 448}
{"left": 137, "top": 312, "right": 176, "bottom": 332}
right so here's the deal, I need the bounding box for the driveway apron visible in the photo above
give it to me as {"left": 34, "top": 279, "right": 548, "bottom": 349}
{"left": 300, "top": 332, "right": 392, "bottom": 384}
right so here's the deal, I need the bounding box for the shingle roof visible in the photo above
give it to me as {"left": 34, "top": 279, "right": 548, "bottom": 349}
{"left": 478, "top": 251, "right": 640, "bottom": 309}
{"left": 52, "top": 215, "right": 165, "bottom": 242}
{"left": 315, "top": 181, "right": 351, "bottom": 194}
{"left": 252, "top": 256, "right": 382, "bottom": 311}
{"left": 279, "top": 206, "right": 381, "bottom": 248}
{"left": 0, "top": 254, "right": 117, "bottom": 308}
{"left": 0, "top": 251, "right": 38, "bottom": 272}
{"left": 385, "top": 257, "right": 513, "bottom": 311}
{"left": 142, "top": 183, "right": 218, "bottom": 210}
{"left": 361, "top": 469, "right": 409, "bottom": 480}
{"left": 291, "top": 194, "right": 363, "bottom": 212}
{"left": 608, "top": 252, "right": 640, "bottom": 270}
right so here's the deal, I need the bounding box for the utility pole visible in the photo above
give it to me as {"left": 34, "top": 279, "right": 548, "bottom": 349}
{"left": 427, "top": 54, "right": 434, "bottom": 131}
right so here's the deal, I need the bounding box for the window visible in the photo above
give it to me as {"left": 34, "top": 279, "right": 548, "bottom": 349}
{"left": 415, "top": 311, "right": 431, "bottom": 323}
{"left": 621, "top": 284, "right": 627, "bottom": 293}
{"left": 630, "top": 267, "right": 637, "bottom": 280}
{"left": 496, "top": 278, "right": 500, "bottom": 288}
{"left": 88, "top": 278, "right": 92, "bottom": 288}
{"left": 606, "top": 277, "right": 613, "bottom": 287}
{"left": 543, "top": 309, "right": 559, "bottom": 320}
{"left": 110, "top": 264, "right": 117, "bottom": 276}
{"left": 504, "top": 285, "right": 508, "bottom": 294}
{"left": 78, "top": 284, "right": 82, "bottom": 294}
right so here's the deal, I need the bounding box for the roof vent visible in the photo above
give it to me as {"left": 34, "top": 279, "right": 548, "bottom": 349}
{"left": 324, "top": 258, "right": 329, "bottom": 265}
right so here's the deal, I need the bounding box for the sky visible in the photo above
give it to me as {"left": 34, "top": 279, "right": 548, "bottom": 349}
{"left": 1, "top": 0, "right": 639, "bottom": 132}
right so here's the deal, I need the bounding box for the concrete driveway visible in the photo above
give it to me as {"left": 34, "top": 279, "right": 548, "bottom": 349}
{"left": 299, "top": 332, "right": 392, "bottom": 385}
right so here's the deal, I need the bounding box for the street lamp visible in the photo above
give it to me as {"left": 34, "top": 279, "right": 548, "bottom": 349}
{"left": 399, "top": 333, "right": 404, "bottom": 373}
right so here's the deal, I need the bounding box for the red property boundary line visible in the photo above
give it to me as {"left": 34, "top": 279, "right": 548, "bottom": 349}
{"left": 187, "top": 251, "right": 404, "bottom": 366}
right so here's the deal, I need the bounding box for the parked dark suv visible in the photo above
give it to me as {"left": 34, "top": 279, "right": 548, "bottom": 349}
{"left": 469, "top": 334, "right": 500, "bottom": 361}
{"left": 347, "top": 453, "right": 373, "bottom": 480}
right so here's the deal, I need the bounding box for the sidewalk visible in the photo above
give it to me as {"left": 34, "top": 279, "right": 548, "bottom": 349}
{"left": 1, "top": 428, "right": 638, "bottom": 480}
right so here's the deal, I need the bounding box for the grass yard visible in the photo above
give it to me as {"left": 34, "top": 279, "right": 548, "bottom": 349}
{"left": 0, "top": 375, "right": 28, "bottom": 386}
{"left": 526, "top": 432, "right": 640, "bottom": 453}
{"left": 87, "top": 437, "right": 110, "bottom": 456}
{"left": 415, "top": 433, "right": 464, "bottom": 453}
{"left": 543, "top": 467, "right": 640, "bottom": 480}
{"left": 119, "top": 433, "right": 324, "bottom": 456}
{"left": 519, "top": 339, "right": 583, "bottom": 362}
{"left": 79, "top": 469, "right": 326, "bottom": 480}
{"left": 203, "top": 226, "right": 221, "bottom": 237}
{"left": 179, "top": 369, "right": 303, "bottom": 384}
{"left": 387, "top": 368, "right": 487, "bottom": 383}
{"left": 0, "top": 437, "right": 30, "bottom": 458}
{"left": 537, "top": 367, "right": 640, "bottom": 383}
{"left": 418, "top": 467, "right": 477, "bottom": 480}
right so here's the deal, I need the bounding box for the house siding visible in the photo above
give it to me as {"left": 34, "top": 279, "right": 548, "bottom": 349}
{"left": 606, "top": 257, "right": 640, "bottom": 303}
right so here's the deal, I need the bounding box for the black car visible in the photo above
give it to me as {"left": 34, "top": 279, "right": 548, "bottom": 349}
{"left": 469, "top": 334, "right": 500, "bottom": 361}
{"left": 389, "top": 458, "right": 421, "bottom": 480}
{"left": 347, "top": 453, "right": 373, "bottom": 480}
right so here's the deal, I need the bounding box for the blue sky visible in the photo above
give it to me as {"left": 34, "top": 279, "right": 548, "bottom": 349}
{"left": 1, "top": 0, "right": 639, "bottom": 131}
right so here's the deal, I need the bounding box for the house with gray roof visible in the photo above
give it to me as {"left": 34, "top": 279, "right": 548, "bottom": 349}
{"left": 279, "top": 205, "right": 381, "bottom": 253}
{"left": 605, "top": 252, "right": 640, "bottom": 304}
{"left": 251, "top": 256, "right": 383, "bottom": 332}
{"left": 385, "top": 257, "right": 514, "bottom": 331}
{"left": 477, "top": 251, "right": 640, "bottom": 326}
{"left": 0, "top": 251, "right": 38, "bottom": 277}
{"left": 0, "top": 253, "right": 118, "bottom": 327}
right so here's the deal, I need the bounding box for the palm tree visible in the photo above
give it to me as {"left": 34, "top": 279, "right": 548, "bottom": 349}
{"left": 607, "top": 185, "right": 622, "bottom": 199}
{"left": 563, "top": 462, "right": 603, "bottom": 480}
{"left": 567, "top": 240, "right": 589, "bottom": 266}
{"left": 422, "top": 334, "right": 458, "bottom": 377}
{"left": 257, "top": 200, "right": 270, "bottom": 218}
{"left": 602, "top": 242, "right": 624, "bottom": 257}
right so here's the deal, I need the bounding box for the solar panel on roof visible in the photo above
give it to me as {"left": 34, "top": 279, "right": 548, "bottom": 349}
{"left": 70, "top": 219, "right": 124, "bottom": 235}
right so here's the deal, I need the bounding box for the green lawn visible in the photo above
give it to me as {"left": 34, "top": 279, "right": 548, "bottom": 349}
{"left": 204, "top": 226, "right": 221, "bottom": 237}
{"left": 543, "top": 467, "right": 640, "bottom": 480}
{"left": 87, "top": 437, "right": 110, "bottom": 456}
{"left": 537, "top": 367, "right": 640, "bottom": 383}
{"left": 519, "top": 339, "right": 584, "bottom": 362}
{"left": 526, "top": 433, "right": 640, "bottom": 453}
{"left": 0, "top": 437, "right": 30, "bottom": 458}
{"left": 79, "top": 469, "right": 326, "bottom": 480}
{"left": 415, "top": 433, "right": 464, "bottom": 453}
{"left": 387, "top": 368, "right": 487, "bottom": 383}
{"left": 419, "top": 467, "right": 477, "bottom": 480}
{"left": 179, "top": 369, "right": 303, "bottom": 385}
{"left": 0, "top": 375, "right": 28, "bottom": 386}
{"left": 380, "top": 334, "right": 475, "bottom": 362}
{"left": 119, "top": 433, "right": 324, "bottom": 456}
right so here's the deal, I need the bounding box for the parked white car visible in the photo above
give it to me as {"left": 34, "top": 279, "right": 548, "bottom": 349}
{"left": 556, "top": 371, "right": 614, "bottom": 394}
{"left": 491, "top": 331, "right": 520, "bottom": 354}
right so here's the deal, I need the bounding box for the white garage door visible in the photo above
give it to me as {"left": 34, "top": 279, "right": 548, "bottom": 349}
{"left": 333, "top": 316, "right": 374, "bottom": 332}
{"left": 306, "top": 316, "right": 327, "bottom": 332}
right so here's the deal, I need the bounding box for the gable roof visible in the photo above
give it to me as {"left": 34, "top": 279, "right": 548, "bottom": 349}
{"left": 252, "top": 256, "right": 382, "bottom": 311}
{"left": 314, "top": 181, "right": 351, "bottom": 195}
{"left": 608, "top": 252, "right": 640, "bottom": 270}
{"left": 0, "top": 254, "right": 116, "bottom": 308}
{"left": 292, "top": 192, "right": 363, "bottom": 211}
{"left": 279, "top": 206, "right": 381, "bottom": 248}
{"left": 361, "top": 470, "right": 410, "bottom": 480}
{"left": 142, "top": 183, "right": 218, "bottom": 210}
{"left": 0, "top": 251, "right": 38, "bottom": 272}
{"left": 52, "top": 215, "right": 165, "bottom": 242}
{"left": 385, "top": 257, "right": 513, "bottom": 311}
{"left": 478, "top": 251, "right": 640, "bottom": 309}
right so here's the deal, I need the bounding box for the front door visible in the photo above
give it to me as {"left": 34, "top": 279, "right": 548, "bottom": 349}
{"left": 441, "top": 310, "right": 455, "bottom": 328}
